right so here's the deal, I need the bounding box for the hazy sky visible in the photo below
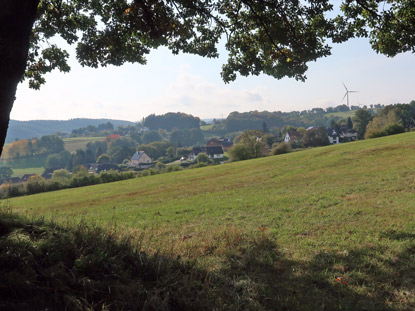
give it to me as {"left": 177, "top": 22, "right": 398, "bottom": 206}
{"left": 12, "top": 34, "right": 414, "bottom": 122}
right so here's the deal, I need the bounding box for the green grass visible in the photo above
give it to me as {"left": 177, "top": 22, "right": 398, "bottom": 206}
{"left": 11, "top": 167, "right": 44, "bottom": 178}
{"left": 5, "top": 132, "right": 415, "bottom": 310}
{"left": 200, "top": 124, "right": 214, "bottom": 130}
{"left": 63, "top": 137, "right": 106, "bottom": 153}
{"left": 0, "top": 155, "right": 47, "bottom": 169}
{"left": 324, "top": 110, "right": 356, "bottom": 119}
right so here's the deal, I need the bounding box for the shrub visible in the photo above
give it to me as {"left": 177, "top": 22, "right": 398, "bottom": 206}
{"left": 0, "top": 183, "right": 24, "bottom": 199}
{"left": 25, "top": 175, "right": 46, "bottom": 194}
{"left": 51, "top": 169, "right": 72, "bottom": 184}
{"left": 155, "top": 161, "right": 166, "bottom": 170}
{"left": 99, "top": 170, "right": 122, "bottom": 183}
{"left": 272, "top": 143, "right": 292, "bottom": 155}
{"left": 196, "top": 152, "right": 211, "bottom": 164}
{"left": 70, "top": 171, "right": 101, "bottom": 187}
{"left": 228, "top": 144, "right": 254, "bottom": 161}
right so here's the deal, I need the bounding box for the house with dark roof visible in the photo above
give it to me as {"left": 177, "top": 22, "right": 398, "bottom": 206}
{"left": 128, "top": 151, "right": 152, "bottom": 168}
{"left": 42, "top": 168, "right": 57, "bottom": 179}
{"left": 21, "top": 174, "right": 37, "bottom": 182}
{"left": 340, "top": 128, "right": 358, "bottom": 142}
{"left": 206, "top": 146, "right": 224, "bottom": 159}
{"left": 327, "top": 128, "right": 340, "bottom": 144}
{"left": 189, "top": 146, "right": 224, "bottom": 161}
{"left": 206, "top": 137, "right": 233, "bottom": 151}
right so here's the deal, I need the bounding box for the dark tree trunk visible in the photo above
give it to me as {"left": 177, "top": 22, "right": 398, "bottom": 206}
{"left": 0, "top": 0, "right": 39, "bottom": 157}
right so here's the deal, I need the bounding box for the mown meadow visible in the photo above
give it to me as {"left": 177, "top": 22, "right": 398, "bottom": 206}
{"left": 2, "top": 132, "right": 415, "bottom": 310}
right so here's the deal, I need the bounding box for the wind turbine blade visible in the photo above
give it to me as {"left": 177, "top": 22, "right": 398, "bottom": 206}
{"left": 342, "top": 81, "right": 348, "bottom": 91}
{"left": 342, "top": 92, "right": 348, "bottom": 102}
{"left": 349, "top": 91, "right": 359, "bottom": 93}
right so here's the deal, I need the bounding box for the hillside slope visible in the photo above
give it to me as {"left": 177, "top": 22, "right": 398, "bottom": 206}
{"left": 6, "top": 132, "right": 415, "bottom": 310}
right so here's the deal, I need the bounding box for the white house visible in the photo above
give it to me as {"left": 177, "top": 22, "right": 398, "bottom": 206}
{"left": 284, "top": 130, "right": 302, "bottom": 143}
{"left": 327, "top": 128, "right": 340, "bottom": 144}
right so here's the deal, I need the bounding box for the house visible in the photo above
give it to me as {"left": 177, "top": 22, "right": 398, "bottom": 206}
{"left": 341, "top": 129, "right": 358, "bottom": 142}
{"left": 206, "top": 146, "right": 224, "bottom": 159}
{"left": 42, "top": 168, "right": 57, "bottom": 179}
{"left": 189, "top": 146, "right": 224, "bottom": 160}
{"left": 284, "top": 130, "right": 302, "bottom": 143}
{"left": 327, "top": 128, "right": 340, "bottom": 144}
{"left": 21, "top": 174, "right": 36, "bottom": 182}
{"left": 129, "top": 151, "right": 152, "bottom": 168}
{"left": 206, "top": 137, "right": 233, "bottom": 151}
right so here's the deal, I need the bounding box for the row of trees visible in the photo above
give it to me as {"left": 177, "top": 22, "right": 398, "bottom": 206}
{"left": 143, "top": 113, "right": 201, "bottom": 131}
{"left": 218, "top": 106, "right": 374, "bottom": 134}
{"left": 364, "top": 103, "right": 415, "bottom": 139}
{"left": 71, "top": 122, "right": 114, "bottom": 136}
{"left": 2, "top": 135, "right": 64, "bottom": 159}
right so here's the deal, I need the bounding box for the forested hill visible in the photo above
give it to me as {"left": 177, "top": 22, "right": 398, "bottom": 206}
{"left": 6, "top": 119, "right": 135, "bottom": 142}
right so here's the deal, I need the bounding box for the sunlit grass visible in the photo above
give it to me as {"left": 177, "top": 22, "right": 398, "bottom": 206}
{"left": 63, "top": 137, "right": 106, "bottom": 153}
{"left": 6, "top": 132, "right": 415, "bottom": 310}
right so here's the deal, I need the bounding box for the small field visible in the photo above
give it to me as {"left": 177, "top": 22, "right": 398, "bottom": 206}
{"left": 63, "top": 136, "right": 106, "bottom": 153}
{"left": 5, "top": 132, "right": 415, "bottom": 310}
{"left": 11, "top": 167, "right": 44, "bottom": 177}
{"left": 324, "top": 110, "right": 356, "bottom": 119}
{"left": 0, "top": 155, "right": 46, "bottom": 170}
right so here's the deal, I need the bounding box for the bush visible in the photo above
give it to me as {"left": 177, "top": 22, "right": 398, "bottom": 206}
{"left": 228, "top": 144, "right": 254, "bottom": 161}
{"left": 51, "top": 169, "right": 72, "bottom": 184}
{"left": 99, "top": 170, "right": 122, "bottom": 183}
{"left": 385, "top": 123, "right": 405, "bottom": 135}
{"left": 155, "top": 161, "right": 166, "bottom": 170}
{"left": 0, "top": 183, "right": 24, "bottom": 199}
{"left": 25, "top": 175, "right": 46, "bottom": 194}
{"left": 70, "top": 171, "right": 101, "bottom": 187}
{"left": 196, "top": 152, "right": 211, "bottom": 164}
{"left": 272, "top": 143, "right": 292, "bottom": 155}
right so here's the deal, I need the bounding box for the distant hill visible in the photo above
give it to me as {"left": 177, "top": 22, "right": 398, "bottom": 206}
{"left": 6, "top": 119, "right": 135, "bottom": 142}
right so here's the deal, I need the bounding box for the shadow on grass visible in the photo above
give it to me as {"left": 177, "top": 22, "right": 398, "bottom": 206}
{"left": 1, "top": 212, "right": 414, "bottom": 310}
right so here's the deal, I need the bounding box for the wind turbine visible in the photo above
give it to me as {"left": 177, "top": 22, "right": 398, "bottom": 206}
{"left": 342, "top": 82, "right": 359, "bottom": 109}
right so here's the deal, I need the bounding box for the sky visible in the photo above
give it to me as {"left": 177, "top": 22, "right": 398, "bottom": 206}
{"left": 12, "top": 33, "right": 415, "bottom": 123}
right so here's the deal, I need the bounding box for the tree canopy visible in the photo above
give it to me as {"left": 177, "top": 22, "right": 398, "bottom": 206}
{"left": 1, "top": 0, "right": 415, "bottom": 155}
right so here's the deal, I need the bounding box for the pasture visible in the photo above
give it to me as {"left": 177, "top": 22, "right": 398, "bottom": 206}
{"left": 5, "top": 132, "right": 415, "bottom": 310}
{"left": 63, "top": 136, "right": 106, "bottom": 153}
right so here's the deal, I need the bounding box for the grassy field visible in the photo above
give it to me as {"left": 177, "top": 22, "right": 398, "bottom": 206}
{"left": 11, "top": 167, "right": 44, "bottom": 177}
{"left": 200, "top": 124, "right": 214, "bottom": 130}
{"left": 63, "top": 136, "right": 106, "bottom": 153}
{"left": 5, "top": 132, "right": 415, "bottom": 310}
{"left": 324, "top": 110, "right": 356, "bottom": 119}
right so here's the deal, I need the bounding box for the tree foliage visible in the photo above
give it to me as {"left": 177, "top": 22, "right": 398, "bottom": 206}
{"left": 230, "top": 130, "right": 266, "bottom": 161}
{"left": 0, "top": 166, "right": 14, "bottom": 180}
{"left": 137, "top": 141, "right": 173, "bottom": 160}
{"left": 196, "top": 152, "right": 211, "bottom": 164}
{"left": 169, "top": 129, "right": 204, "bottom": 147}
{"left": 143, "top": 113, "right": 200, "bottom": 131}
{"left": 303, "top": 127, "right": 329, "bottom": 147}
{"left": 364, "top": 104, "right": 413, "bottom": 139}
{"left": 353, "top": 109, "right": 373, "bottom": 139}
{"left": 46, "top": 151, "right": 71, "bottom": 169}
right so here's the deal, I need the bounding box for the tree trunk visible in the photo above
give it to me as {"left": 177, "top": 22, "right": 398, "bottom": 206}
{"left": 0, "top": 0, "right": 39, "bottom": 157}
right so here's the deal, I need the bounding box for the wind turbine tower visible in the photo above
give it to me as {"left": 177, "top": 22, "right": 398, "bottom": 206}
{"left": 342, "top": 82, "right": 359, "bottom": 109}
